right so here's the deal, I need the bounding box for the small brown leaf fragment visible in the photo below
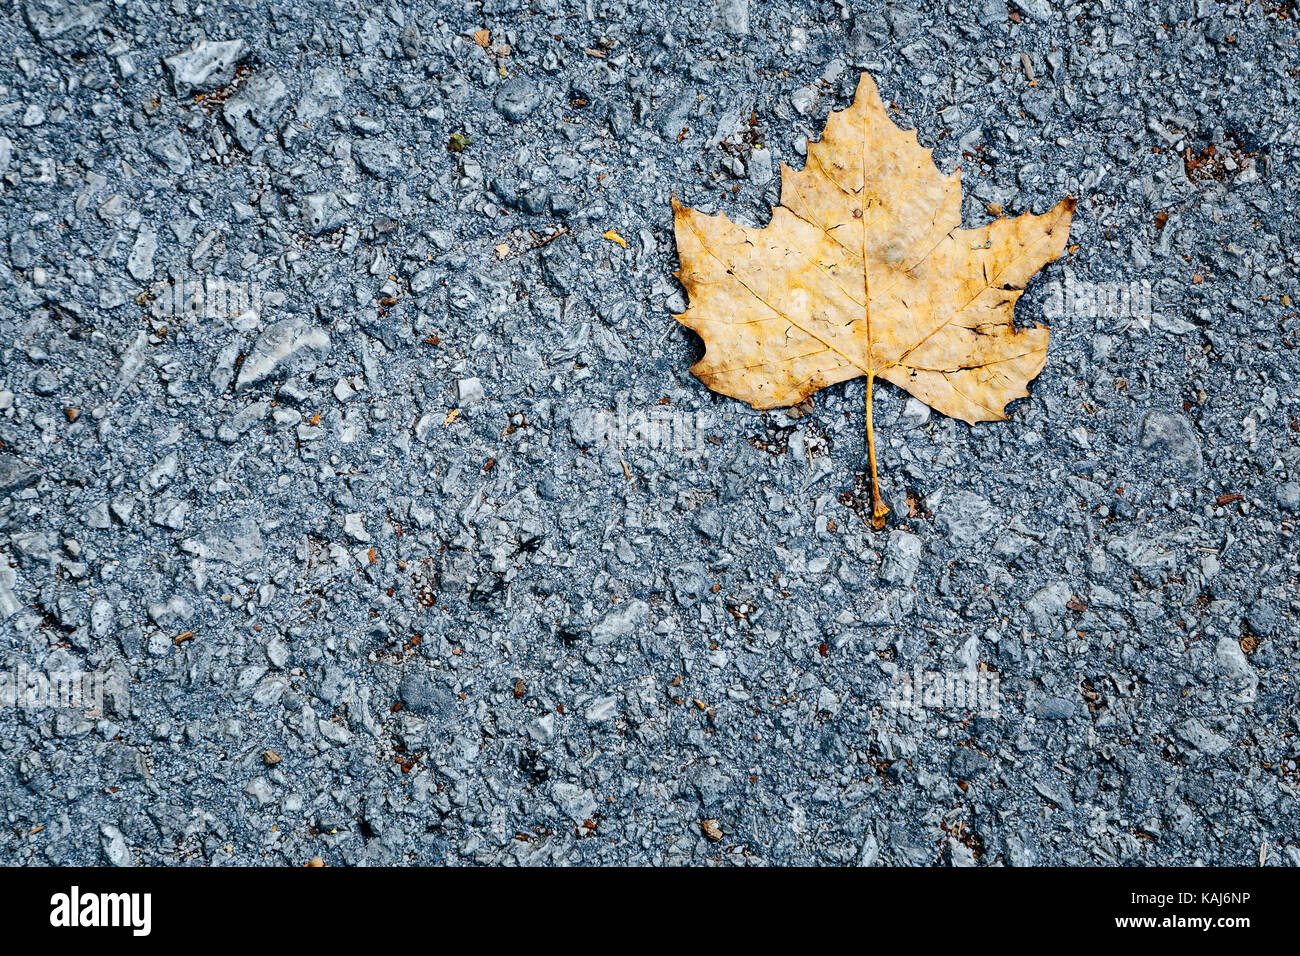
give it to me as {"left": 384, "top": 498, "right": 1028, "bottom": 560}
{"left": 396, "top": 752, "right": 419, "bottom": 773}
{"left": 513, "top": 678, "right": 525, "bottom": 699}
{"left": 1066, "top": 596, "right": 1087, "bottom": 613}
{"left": 1215, "top": 493, "right": 1243, "bottom": 507}
{"left": 305, "top": 857, "right": 325, "bottom": 867}
{"left": 473, "top": 29, "right": 490, "bottom": 47}
{"left": 262, "top": 749, "right": 281, "bottom": 765}
{"left": 700, "top": 818, "right": 723, "bottom": 842}
{"left": 906, "top": 489, "right": 926, "bottom": 518}
{"left": 672, "top": 73, "right": 1073, "bottom": 522}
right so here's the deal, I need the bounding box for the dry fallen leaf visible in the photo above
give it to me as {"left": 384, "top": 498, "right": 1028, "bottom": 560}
{"left": 673, "top": 72, "right": 1075, "bottom": 527}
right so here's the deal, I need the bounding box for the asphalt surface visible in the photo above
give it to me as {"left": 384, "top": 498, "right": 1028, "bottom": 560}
{"left": 0, "top": 0, "right": 1297, "bottom": 865}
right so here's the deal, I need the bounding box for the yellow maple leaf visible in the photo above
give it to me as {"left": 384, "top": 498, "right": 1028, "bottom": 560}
{"left": 672, "top": 72, "right": 1075, "bottom": 528}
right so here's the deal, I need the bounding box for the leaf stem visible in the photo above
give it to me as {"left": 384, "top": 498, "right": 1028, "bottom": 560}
{"left": 865, "top": 371, "right": 889, "bottom": 529}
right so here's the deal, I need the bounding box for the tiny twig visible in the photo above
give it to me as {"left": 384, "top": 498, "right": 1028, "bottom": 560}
{"left": 528, "top": 227, "right": 570, "bottom": 250}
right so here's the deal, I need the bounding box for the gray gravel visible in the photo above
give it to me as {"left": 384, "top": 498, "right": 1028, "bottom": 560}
{"left": 1, "top": 0, "right": 1298, "bottom": 866}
